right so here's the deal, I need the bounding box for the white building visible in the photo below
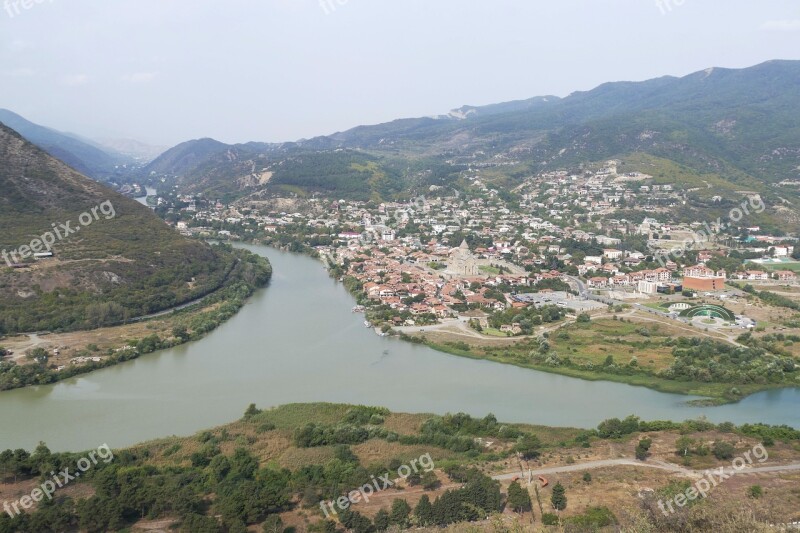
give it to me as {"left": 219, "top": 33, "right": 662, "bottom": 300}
{"left": 638, "top": 281, "right": 658, "bottom": 294}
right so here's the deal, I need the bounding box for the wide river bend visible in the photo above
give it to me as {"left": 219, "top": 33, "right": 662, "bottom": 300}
{"left": 1, "top": 245, "right": 798, "bottom": 451}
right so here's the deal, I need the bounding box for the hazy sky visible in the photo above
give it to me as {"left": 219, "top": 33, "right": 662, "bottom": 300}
{"left": 1, "top": 0, "right": 799, "bottom": 146}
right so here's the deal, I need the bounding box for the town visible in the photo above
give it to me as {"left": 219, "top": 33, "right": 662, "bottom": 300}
{"left": 139, "top": 158, "right": 799, "bottom": 345}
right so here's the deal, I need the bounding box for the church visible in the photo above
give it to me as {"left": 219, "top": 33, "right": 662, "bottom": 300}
{"left": 445, "top": 240, "right": 480, "bottom": 277}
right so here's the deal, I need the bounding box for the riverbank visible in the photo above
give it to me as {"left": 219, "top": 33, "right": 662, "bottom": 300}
{"left": 1, "top": 402, "right": 798, "bottom": 532}
{"left": 0, "top": 246, "right": 272, "bottom": 392}
{"left": 247, "top": 240, "right": 800, "bottom": 407}
{"left": 411, "top": 336, "right": 788, "bottom": 405}
{"left": 269, "top": 237, "right": 799, "bottom": 405}
{"left": 2, "top": 244, "right": 799, "bottom": 452}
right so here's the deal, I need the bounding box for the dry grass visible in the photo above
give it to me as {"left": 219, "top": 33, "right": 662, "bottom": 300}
{"left": 383, "top": 412, "right": 429, "bottom": 435}
{"left": 549, "top": 318, "right": 678, "bottom": 371}
{"left": 1, "top": 300, "right": 223, "bottom": 368}
{"left": 3, "top": 403, "right": 800, "bottom": 533}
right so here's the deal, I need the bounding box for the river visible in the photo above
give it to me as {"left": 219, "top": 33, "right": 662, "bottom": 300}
{"left": 0, "top": 244, "right": 798, "bottom": 451}
{"left": 134, "top": 186, "right": 157, "bottom": 206}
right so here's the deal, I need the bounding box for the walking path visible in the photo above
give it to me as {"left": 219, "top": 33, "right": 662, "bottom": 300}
{"left": 492, "top": 457, "right": 800, "bottom": 482}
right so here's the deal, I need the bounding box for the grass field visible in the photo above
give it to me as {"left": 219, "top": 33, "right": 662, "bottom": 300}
{"left": 482, "top": 327, "right": 511, "bottom": 337}
{"left": 479, "top": 265, "right": 501, "bottom": 275}
{"left": 750, "top": 261, "right": 800, "bottom": 272}
{"left": 417, "top": 316, "right": 793, "bottom": 403}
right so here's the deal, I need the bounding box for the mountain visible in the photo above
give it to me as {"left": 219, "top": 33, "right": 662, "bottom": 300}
{"left": 446, "top": 95, "right": 559, "bottom": 119}
{"left": 143, "top": 138, "right": 283, "bottom": 200}
{"left": 147, "top": 60, "right": 800, "bottom": 204}
{"left": 312, "top": 60, "right": 800, "bottom": 166}
{"left": 143, "top": 137, "right": 232, "bottom": 176}
{"left": 0, "top": 123, "right": 238, "bottom": 334}
{"left": 0, "top": 109, "right": 130, "bottom": 181}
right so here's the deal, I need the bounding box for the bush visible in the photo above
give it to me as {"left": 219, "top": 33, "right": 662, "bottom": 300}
{"left": 542, "top": 513, "right": 559, "bottom": 526}
{"left": 713, "top": 441, "right": 735, "bottom": 460}
{"left": 747, "top": 485, "right": 763, "bottom": 499}
{"left": 565, "top": 506, "right": 617, "bottom": 528}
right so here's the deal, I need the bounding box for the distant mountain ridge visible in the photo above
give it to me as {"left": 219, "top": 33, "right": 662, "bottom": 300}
{"left": 141, "top": 60, "right": 800, "bottom": 205}
{"left": 0, "top": 109, "right": 132, "bottom": 181}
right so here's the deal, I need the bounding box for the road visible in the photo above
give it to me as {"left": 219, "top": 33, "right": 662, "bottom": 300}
{"left": 395, "top": 319, "right": 516, "bottom": 341}
{"left": 492, "top": 457, "right": 800, "bottom": 483}
{"left": 566, "top": 275, "right": 745, "bottom": 347}
{"left": 396, "top": 274, "right": 749, "bottom": 350}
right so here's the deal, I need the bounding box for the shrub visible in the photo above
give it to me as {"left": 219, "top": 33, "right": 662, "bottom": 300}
{"left": 712, "top": 441, "right": 735, "bottom": 460}
{"left": 542, "top": 513, "right": 559, "bottom": 526}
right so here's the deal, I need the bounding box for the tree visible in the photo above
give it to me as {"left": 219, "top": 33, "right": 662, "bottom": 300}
{"left": 172, "top": 325, "right": 190, "bottom": 341}
{"left": 421, "top": 470, "right": 441, "bottom": 491}
{"left": 406, "top": 471, "right": 422, "bottom": 486}
{"left": 389, "top": 498, "right": 411, "bottom": 527}
{"left": 635, "top": 438, "right": 652, "bottom": 461}
{"left": 713, "top": 441, "right": 735, "bottom": 460}
{"left": 26, "top": 347, "right": 49, "bottom": 365}
{"left": 675, "top": 436, "right": 694, "bottom": 456}
{"left": 515, "top": 433, "right": 542, "bottom": 459}
{"left": 243, "top": 403, "right": 260, "bottom": 419}
{"left": 551, "top": 482, "right": 567, "bottom": 511}
{"left": 373, "top": 509, "right": 390, "bottom": 531}
{"left": 339, "top": 509, "right": 374, "bottom": 533}
{"left": 507, "top": 481, "right": 532, "bottom": 513}
{"left": 596, "top": 416, "right": 640, "bottom": 438}
{"left": 414, "top": 494, "right": 434, "bottom": 526}
{"left": 180, "top": 513, "right": 222, "bottom": 532}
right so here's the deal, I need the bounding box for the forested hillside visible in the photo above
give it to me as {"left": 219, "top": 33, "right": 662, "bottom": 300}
{"left": 0, "top": 124, "right": 250, "bottom": 333}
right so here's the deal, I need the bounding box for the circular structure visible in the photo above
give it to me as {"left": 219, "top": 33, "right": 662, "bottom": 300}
{"left": 678, "top": 304, "right": 736, "bottom": 322}
{"left": 668, "top": 303, "right": 692, "bottom": 312}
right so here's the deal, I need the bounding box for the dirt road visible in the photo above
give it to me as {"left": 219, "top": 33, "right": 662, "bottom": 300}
{"left": 492, "top": 458, "right": 800, "bottom": 482}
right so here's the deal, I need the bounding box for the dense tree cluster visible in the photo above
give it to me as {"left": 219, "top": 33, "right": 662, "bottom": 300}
{"left": 488, "top": 304, "right": 566, "bottom": 334}
{"left": 0, "top": 243, "right": 259, "bottom": 335}
{"left": 0, "top": 249, "right": 272, "bottom": 392}
{"left": 662, "top": 338, "right": 798, "bottom": 385}
{"left": 294, "top": 423, "right": 389, "bottom": 448}
{"left": 269, "top": 151, "right": 406, "bottom": 201}
{"left": 740, "top": 284, "right": 800, "bottom": 311}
